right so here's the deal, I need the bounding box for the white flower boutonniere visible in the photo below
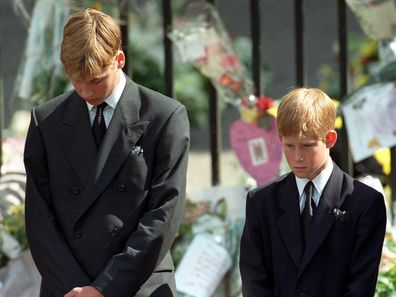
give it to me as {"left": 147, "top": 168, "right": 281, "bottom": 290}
{"left": 330, "top": 208, "right": 350, "bottom": 222}
{"left": 130, "top": 146, "right": 144, "bottom": 156}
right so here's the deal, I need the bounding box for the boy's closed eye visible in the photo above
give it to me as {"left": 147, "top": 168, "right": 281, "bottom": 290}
{"left": 91, "top": 79, "right": 103, "bottom": 84}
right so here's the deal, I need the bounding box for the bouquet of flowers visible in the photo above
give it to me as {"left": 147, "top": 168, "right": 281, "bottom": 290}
{"left": 169, "top": 2, "right": 254, "bottom": 108}
{"left": 376, "top": 228, "right": 396, "bottom": 296}
{"left": 0, "top": 205, "right": 26, "bottom": 267}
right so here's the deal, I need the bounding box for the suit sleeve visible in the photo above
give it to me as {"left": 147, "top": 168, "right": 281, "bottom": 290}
{"left": 240, "top": 191, "right": 274, "bottom": 297}
{"left": 24, "top": 110, "right": 92, "bottom": 296}
{"left": 92, "top": 104, "right": 190, "bottom": 297}
{"left": 343, "top": 191, "right": 386, "bottom": 297}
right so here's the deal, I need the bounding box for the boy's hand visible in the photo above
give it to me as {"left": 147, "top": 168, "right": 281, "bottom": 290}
{"left": 64, "top": 286, "right": 104, "bottom": 297}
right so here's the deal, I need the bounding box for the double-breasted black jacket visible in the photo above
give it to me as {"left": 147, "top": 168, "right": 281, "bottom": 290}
{"left": 24, "top": 76, "right": 190, "bottom": 297}
{"left": 240, "top": 164, "right": 386, "bottom": 297}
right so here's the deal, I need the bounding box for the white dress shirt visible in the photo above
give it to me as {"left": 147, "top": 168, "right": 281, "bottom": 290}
{"left": 295, "top": 159, "right": 334, "bottom": 213}
{"left": 86, "top": 71, "right": 126, "bottom": 127}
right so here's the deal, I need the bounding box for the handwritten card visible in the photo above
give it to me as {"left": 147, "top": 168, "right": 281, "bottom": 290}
{"left": 342, "top": 82, "right": 396, "bottom": 162}
{"left": 175, "top": 234, "right": 232, "bottom": 297}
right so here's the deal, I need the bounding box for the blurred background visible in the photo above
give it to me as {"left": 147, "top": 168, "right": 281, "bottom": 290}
{"left": 0, "top": 1, "right": 395, "bottom": 296}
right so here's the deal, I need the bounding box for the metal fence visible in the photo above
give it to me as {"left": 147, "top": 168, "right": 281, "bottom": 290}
{"left": 160, "top": 0, "right": 352, "bottom": 185}
{"left": 0, "top": 0, "right": 395, "bottom": 220}
{"left": 153, "top": 0, "right": 396, "bottom": 219}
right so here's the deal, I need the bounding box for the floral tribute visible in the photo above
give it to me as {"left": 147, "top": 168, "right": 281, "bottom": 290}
{"left": 376, "top": 228, "right": 396, "bottom": 296}
{"left": 169, "top": 2, "right": 253, "bottom": 107}
{"left": 169, "top": 3, "right": 282, "bottom": 185}
{"left": 171, "top": 198, "right": 243, "bottom": 297}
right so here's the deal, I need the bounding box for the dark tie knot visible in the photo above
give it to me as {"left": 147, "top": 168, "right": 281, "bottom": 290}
{"left": 302, "top": 180, "right": 315, "bottom": 245}
{"left": 92, "top": 102, "right": 108, "bottom": 149}
{"left": 304, "top": 181, "right": 314, "bottom": 199}
{"left": 96, "top": 102, "right": 108, "bottom": 115}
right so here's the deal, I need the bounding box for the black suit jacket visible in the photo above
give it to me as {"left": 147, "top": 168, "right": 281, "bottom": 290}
{"left": 24, "top": 76, "right": 190, "bottom": 297}
{"left": 240, "top": 164, "right": 386, "bottom": 297}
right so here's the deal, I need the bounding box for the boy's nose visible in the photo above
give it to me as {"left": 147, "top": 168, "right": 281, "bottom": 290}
{"left": 79, "top": 87, "right": 94, "bottom": 99}
{"left": 295, "top": 152, "right": 304, "bottom": 162}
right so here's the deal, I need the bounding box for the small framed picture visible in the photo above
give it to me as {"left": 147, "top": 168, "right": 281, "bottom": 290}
{"left": 248, "top": 137, "right": 268, "bottom": 166}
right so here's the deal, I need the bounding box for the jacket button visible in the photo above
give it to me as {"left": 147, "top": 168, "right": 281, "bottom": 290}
{"left": 72, "top": 187, "right": 80, "bottom": 195}
{"left": 118, "top": 184, "right": 125, "bottom": 192}
{"left": 74, "top": 230, "right": 82, "bottom": 239}
{"left": 111, "top": 227, "right": 119, "bottom": 236}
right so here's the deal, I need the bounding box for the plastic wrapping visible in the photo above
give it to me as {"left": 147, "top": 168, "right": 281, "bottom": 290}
{"left": 346, "top": 0, "right": 396, "bottom": 40}
{"left": 169, "top": 3, "right": 254, "bottom": 108}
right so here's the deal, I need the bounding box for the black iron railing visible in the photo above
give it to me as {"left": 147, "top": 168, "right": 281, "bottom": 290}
{"left": 0, "top": 1, "right": 394, "bottom": 219}
{"left": 0, "top": 37, "right": 3, "bottom": 176}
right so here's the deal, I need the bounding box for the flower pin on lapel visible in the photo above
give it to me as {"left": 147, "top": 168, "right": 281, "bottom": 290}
{"left": 329, "top": 208, "right": 350, "bottom": 222}
{"left": 130, "top": 146, "right": 144, "bottom": 156}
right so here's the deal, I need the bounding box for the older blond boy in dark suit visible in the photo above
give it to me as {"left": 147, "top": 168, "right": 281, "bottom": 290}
{"left": 24, "top": 8, "right": 189, "bottom": 297}
{"left": 240, "top": 87, "right": 386, "bottom": 297}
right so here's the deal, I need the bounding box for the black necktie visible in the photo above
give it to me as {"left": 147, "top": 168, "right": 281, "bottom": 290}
{"left": 301, "top": 181, "right": 314, "bottom": 245}
{"left": 92, "top": 102, "right": 107, "bottom": 149}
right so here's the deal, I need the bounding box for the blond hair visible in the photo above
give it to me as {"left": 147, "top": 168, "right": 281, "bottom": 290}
{"left": 60, "top": 8, "right": 121, "bottom": 80}
{"left": 277, "top": 87, "right": 336, "bottom": 139}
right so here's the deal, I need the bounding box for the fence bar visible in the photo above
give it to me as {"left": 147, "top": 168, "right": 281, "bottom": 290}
{"left": 250, "top": 0, "right": 261, "bottom": 95}
{"left": 207, "top": 0, "right": 221, "bottom": 185}
{"left": 391, "top": 147, "right": 396, "bottom": 223}
{"left": 208, "top": 82, "right": 221, "bottom": 186}
{"left": 0, "top": 39, "right": 3, "bottom": 176}
{"left": 119, "top": 2, "right": 129, "bottom": 75}
{"left": 338, "top": 0, "right": 347, "bottom": 97}
{"left": 337, "top": 0, "right": 354, "bottom": 176}
{"left": 294, "top": 0, "right": 304, "bottom": 86}
{"left": 162, "top": 0, "right": 174, "bottom": 97}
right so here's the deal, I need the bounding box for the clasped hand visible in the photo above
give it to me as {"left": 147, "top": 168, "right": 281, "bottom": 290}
{"left": 64, "top": 286, "right": 104, "bottom": 297}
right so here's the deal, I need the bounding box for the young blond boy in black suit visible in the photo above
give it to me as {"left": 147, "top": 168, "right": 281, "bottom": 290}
{"left": 240, "top": 87, "right": 386, "bottom": 297}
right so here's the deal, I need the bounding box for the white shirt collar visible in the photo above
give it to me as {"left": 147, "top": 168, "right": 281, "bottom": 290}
{"left": 86, "top": 71, "right": 126, "bottom": 111}
{"left": 295, "top": 158, "right": 334, "bottom": 207}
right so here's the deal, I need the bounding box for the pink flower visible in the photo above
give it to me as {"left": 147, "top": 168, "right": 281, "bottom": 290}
{"left": 221, "top": 54, "right": 239, "bottom": 69}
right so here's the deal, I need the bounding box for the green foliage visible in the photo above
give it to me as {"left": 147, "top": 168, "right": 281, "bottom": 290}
{"left": 174, "top": 65, "right": 209, "bottom": 126}
{"left": 2, "top": 205, "right": 27, "bottom": 251}
{"left": 0, "top": 204, "right": 27, "bottom": 267}
{"left": 376, "top": 231, "right": 396, "bottom": 297}
{"left": 171, "top": 199, "right": 212, "bottom": 266}
{"left": 30, "top": 68, "right": 69, "bottom": 106}
{"left": 127, "top": 2, "right": 210, "bottom": 126}
{"left": 317, "top": 33, "right": 379, "bottom": 100}
{"left": 377, "top": 265, "right": 396, "bottom": 297}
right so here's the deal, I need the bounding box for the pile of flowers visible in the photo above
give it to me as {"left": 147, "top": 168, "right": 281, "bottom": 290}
{"left": 0, "top": 135, "right": 28, "bottom": 267}
{"left": 171, "top": 198, "right": 244, "bottom": 297}
{"left": 376, "top": 228, "right": 396, "bottom": 296}
{"left": 0, "top": 204, "right": 27, "bottom": 267}
{"left": 239, "top": 94, "right": 275, "bottom": 129}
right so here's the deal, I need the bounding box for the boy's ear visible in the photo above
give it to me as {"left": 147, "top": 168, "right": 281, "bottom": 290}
{"left": 116, "top": 51, "right": 125, "bottom": 69}
{"left": 325, "top": 130, "right": 337, "bottom": 149}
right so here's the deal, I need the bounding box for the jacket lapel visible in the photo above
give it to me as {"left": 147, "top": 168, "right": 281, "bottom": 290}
{"left": 298, "top": 164, "right": 345, "bottom": 276}
{"left": 56, "top": 92, "right": 97, "bottom": 186}
{"left": 277, "top": 173, "right": 305, "bottom": 268}
{"left": 75, "top": 79, "right": 149, "bottom": 223}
